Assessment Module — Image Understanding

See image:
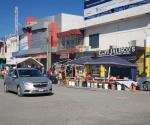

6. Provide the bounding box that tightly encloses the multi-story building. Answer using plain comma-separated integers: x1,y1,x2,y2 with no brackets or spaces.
5,35,18,63
14,13,84,69
82,0,150,77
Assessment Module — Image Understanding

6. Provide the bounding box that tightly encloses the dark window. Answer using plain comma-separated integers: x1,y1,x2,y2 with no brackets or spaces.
18,69,42,77
89,34,99,49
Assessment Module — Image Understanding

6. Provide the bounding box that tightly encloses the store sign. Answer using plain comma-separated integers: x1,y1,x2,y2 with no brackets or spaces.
84,0,147,18
99,46,136,56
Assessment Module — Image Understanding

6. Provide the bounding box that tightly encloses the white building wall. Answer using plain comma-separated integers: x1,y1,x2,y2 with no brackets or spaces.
84,3,150,28
5,35,18,62
84,13,150,51
61,13,84,32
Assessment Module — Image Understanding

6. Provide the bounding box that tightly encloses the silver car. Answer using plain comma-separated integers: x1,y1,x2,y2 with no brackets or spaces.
137,77,150,91
4,68,52,96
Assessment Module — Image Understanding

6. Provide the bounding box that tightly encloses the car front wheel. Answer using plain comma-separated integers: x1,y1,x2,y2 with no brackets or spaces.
17,86,23,97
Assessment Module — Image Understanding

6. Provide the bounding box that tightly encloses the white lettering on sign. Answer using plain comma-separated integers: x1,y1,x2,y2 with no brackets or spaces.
99,46,136,56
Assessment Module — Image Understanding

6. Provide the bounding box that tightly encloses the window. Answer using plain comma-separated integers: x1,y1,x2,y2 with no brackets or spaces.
18,69,42,77
89,34,99,49
9,70,18,77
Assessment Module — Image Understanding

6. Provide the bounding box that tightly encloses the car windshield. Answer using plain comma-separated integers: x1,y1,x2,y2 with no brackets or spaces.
18,69,42,77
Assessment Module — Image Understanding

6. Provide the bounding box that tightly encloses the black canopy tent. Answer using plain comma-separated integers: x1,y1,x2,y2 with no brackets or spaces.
69,56,135,67
68,55,137,80
84,56,136,67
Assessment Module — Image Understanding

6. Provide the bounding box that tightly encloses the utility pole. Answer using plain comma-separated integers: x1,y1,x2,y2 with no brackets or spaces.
15,6,19,51
47,23,52,71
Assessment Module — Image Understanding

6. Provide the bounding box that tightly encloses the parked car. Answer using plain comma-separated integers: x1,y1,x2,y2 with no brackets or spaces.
137,77,150,91
4,68,52,96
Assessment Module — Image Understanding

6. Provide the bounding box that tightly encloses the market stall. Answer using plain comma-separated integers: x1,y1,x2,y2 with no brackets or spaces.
67,55,137,90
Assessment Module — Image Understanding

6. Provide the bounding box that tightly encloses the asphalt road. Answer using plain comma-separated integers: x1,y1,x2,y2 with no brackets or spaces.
0,79,150,125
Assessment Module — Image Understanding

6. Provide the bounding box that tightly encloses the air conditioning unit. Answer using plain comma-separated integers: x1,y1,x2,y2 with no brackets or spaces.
129,40,136,47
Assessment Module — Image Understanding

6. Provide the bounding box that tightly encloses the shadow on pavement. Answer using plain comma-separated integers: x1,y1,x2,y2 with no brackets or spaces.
6,91,54,97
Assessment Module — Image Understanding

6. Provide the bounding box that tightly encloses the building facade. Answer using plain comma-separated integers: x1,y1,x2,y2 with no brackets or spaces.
5,35,18,63
82,0,150,77
11,1,150,76
57,29,84,60
14,13,84,69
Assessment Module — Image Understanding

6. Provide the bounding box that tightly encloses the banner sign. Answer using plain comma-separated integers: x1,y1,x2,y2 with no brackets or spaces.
99,46,136,56
84,0,148,18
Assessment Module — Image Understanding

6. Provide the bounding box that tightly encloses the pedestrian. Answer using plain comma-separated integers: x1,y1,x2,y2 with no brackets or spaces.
47,68,52,80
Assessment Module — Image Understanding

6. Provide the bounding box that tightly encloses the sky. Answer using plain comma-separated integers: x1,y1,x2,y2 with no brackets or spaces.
0,0,83,39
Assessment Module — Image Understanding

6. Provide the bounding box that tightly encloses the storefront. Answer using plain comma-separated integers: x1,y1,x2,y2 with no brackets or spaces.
66,55,137,90
77,46,145,78
83,1,150,78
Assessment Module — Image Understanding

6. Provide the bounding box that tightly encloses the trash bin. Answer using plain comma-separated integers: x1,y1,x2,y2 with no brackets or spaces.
94,83,98,88
117,84,122,91
121,84,125,90
87,82,91,87
69,81,72,86
111,84,116,90
72,81,75,87
104,84,108,90
79,81,82,87
82,81,87,87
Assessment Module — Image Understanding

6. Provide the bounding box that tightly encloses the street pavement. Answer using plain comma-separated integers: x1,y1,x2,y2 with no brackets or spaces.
0,79,150,125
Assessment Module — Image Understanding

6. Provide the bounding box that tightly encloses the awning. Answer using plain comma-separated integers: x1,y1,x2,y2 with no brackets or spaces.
57,29,83,37
68,55,136,67
6,57,43,67
56,48,79,55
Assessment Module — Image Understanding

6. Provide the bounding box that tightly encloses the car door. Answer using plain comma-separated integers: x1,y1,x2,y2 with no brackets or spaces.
6,70,14,91
10,70,19,92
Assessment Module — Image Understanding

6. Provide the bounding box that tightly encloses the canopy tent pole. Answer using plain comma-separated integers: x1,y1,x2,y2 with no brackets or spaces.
108,66,111,80
131,67,137,81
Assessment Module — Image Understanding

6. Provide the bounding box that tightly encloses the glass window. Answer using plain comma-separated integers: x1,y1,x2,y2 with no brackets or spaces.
89,34,99,49
18,69,42,77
